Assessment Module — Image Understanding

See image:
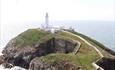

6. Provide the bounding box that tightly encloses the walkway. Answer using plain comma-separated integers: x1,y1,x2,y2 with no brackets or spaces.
62,30,104,57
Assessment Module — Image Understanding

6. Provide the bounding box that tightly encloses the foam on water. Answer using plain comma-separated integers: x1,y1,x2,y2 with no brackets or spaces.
0,65,26,70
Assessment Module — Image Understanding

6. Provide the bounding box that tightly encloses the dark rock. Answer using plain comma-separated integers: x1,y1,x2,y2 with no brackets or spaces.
96,57,115,70
2,62,13,68
0,37,78,69
2,44,36,69
0,55,5,64
29,57,46,70
54,38,77,53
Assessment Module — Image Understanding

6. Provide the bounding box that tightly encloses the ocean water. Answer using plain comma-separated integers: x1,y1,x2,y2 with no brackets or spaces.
0,21,115,51
50,21,115,51
0,20,115,70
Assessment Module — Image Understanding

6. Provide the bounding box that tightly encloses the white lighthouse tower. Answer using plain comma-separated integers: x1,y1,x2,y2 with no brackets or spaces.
41,12,57,32
41,12,50,30
45,12,49,29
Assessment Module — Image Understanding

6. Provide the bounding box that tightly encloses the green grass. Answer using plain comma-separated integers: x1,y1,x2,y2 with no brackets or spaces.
41,53,80,66
57,31,101,70
40,52,99,70
10,29,105,70
13,29,50,46
67,31,114,57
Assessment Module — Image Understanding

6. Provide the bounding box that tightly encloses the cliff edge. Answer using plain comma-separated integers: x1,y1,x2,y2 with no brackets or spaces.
0,28,115,70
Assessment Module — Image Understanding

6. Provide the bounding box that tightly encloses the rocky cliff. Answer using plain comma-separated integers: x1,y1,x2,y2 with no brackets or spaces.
0,29,80,70
0,29,115,70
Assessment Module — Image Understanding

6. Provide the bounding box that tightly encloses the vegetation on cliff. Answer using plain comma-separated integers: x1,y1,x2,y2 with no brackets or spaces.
65,30,115,57
13,29,51,46
0,28,114,70
57,31,100,69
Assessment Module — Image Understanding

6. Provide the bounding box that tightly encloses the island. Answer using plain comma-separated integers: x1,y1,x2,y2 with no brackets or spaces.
0,28,115,70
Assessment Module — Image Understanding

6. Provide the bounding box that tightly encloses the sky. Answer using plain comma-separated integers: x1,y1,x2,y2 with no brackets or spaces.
0,0,115,50
0,1,115,70
1,0,115,23
0,0,115,47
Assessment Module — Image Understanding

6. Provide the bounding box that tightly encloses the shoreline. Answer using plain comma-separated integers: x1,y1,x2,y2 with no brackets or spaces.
0,46,26,70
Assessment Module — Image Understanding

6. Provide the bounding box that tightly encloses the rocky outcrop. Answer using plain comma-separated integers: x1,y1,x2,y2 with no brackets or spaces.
0,55,5,64
29,57,80,70
96,57,115,70
0,37,78,69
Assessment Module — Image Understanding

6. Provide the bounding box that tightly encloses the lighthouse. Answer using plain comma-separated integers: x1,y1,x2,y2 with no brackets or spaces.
41,12,50,30
41,12,56,32
45,12,49,29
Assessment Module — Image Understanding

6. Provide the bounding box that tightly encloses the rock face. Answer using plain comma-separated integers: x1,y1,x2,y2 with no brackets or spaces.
0,55,5,64
0,36,78,69
96,57,115,70
29,57,79,70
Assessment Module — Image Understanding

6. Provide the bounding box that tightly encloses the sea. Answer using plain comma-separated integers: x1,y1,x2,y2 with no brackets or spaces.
0,20,115,70
51,20,115,51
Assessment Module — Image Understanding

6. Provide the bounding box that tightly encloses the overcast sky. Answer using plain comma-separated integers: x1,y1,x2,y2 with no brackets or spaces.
0,0,115,47
1,0,115,24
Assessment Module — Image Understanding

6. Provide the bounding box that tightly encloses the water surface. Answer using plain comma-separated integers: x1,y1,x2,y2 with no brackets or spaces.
0,21,115,51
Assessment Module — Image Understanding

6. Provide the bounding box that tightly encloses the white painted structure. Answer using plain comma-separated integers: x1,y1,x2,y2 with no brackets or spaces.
45,12,49,29
92,62,104,70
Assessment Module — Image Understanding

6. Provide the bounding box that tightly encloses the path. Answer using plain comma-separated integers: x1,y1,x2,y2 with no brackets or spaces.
62,30,104,57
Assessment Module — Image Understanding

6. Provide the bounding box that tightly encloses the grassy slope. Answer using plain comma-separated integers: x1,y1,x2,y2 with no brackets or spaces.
38,31,100,70
13,29,51,47
68,31,114,57
11,29,104,70
41,53,81,66
41,52,99,70
57,31,100,70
